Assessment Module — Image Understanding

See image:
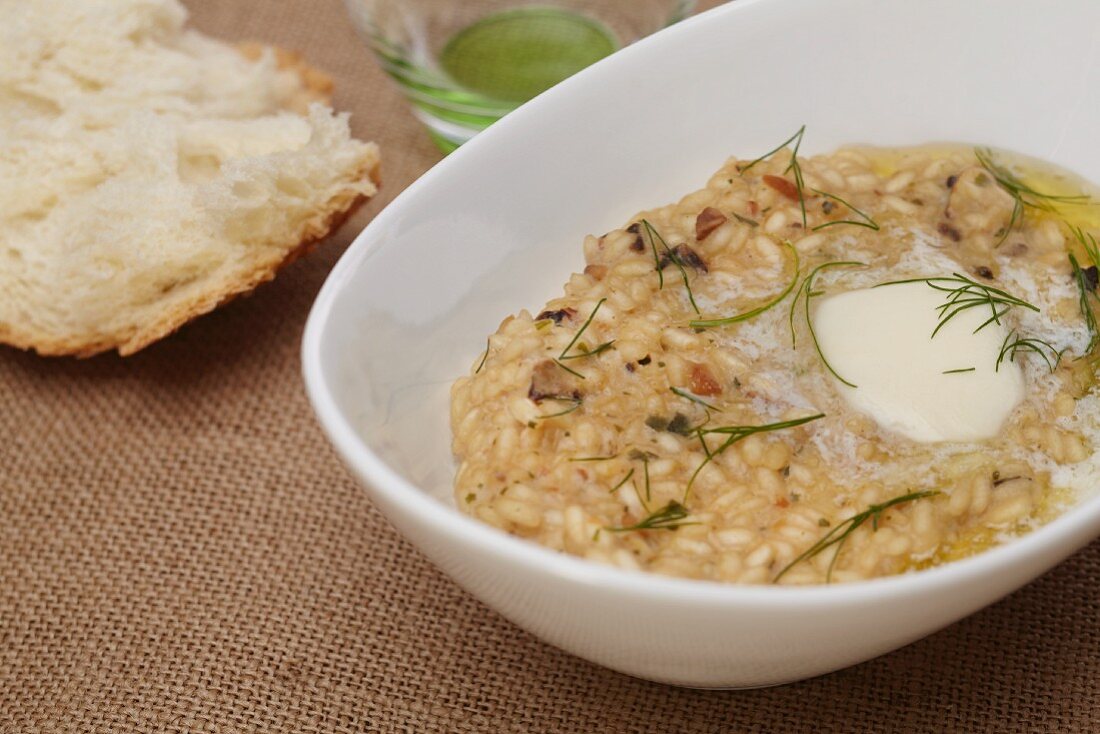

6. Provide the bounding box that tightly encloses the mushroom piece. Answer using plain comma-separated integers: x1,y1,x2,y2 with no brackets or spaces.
695,206,728,241
659,244,708,273
535,307,576,324
528,360,582,402
937,222,962,243
762,174,800,201
689,362,722,396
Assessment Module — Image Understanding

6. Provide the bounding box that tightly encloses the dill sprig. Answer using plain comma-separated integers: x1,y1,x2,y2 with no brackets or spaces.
552,360,586,379
742,126,807,228
553,298,610,379
876,273,1039,339
568,455,617,462
642,219,700,314
559,298,606,359
1070,252,1099,352
558,340,615,361
741,127,887,233
642,219,665,290
699,413,825,442
670,386,719,411
638,452,652,502
1070,223,1100,265
609,468,635,494
684,413,825,503
996,330,1062,373
536,398,582,420
690,241,799,328
942,367,976,375
790,261,865,387
1068,224,1100,352
810,188,880,232
774,490,940,583
474,337,490,373
974,148,1091,246
741,126,805,174
788,139,808,229
875,273,1051,373
607,500,696,533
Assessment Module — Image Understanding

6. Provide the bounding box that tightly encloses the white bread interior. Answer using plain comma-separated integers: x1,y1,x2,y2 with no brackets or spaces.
0,0,380,356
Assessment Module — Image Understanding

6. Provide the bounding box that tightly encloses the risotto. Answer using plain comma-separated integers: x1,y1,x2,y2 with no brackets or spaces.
450,131,1100,584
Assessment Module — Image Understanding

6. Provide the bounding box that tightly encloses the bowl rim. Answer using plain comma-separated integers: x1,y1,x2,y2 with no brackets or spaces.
303,0,1100,607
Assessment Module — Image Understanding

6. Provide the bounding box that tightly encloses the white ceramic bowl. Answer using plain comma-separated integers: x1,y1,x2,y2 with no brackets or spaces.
304,0,1100,688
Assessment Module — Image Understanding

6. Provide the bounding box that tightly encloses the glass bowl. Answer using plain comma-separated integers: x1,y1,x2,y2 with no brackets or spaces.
345,0,697,152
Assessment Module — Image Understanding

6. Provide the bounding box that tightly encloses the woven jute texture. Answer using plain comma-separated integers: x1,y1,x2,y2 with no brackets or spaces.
2,1,1098,731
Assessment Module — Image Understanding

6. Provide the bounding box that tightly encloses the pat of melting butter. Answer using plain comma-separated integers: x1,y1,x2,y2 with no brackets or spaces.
814,282,1024,443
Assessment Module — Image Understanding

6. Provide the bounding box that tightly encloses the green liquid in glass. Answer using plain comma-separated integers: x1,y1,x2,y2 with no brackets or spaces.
440,7,620,104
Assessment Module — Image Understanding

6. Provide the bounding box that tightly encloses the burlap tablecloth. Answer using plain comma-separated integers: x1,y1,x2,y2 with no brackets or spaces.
2,1,1098,731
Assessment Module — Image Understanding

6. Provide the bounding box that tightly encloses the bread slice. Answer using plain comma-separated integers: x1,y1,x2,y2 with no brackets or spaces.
0,0,380,356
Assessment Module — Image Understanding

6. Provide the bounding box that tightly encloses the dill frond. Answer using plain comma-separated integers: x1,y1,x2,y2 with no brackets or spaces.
810,188,880,232
536,398,583,419
683,413,825,504
475,337,490,373
741,126,808,228
559,298,607,359
996,330,1062,373
774,490,940,583
609,468,635,494
670,386,719,411
642,219,700,314
876,273,1039,338
790,261,865,387
1068,225,1100,353
974,148,1091,246
690,241,799,328
607,500,696,532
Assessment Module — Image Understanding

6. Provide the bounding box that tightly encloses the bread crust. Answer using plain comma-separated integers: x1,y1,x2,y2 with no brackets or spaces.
0,45,379,358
